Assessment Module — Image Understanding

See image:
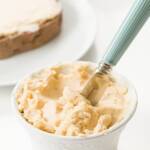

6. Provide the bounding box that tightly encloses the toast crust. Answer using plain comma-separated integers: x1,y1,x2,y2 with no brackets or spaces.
0,13,62,59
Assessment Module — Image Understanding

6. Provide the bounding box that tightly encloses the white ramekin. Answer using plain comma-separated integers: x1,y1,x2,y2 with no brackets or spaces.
11,61,137,150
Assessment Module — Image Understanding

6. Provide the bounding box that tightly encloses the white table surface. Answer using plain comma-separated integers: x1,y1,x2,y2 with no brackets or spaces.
0,0,150,149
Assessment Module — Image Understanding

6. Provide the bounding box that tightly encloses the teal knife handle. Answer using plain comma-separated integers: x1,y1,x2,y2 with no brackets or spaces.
102,0,150,66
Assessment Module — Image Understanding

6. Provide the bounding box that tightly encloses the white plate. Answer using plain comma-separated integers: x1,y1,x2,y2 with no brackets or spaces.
0,0,96,86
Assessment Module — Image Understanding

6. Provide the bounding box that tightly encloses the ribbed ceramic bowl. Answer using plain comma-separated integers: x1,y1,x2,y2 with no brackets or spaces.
11,61,137,150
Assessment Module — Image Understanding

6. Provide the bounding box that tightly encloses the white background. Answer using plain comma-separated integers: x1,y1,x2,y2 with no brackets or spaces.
0,0,150,149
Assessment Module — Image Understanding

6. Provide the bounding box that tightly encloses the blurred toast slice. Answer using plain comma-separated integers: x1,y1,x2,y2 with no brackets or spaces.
0,0,62,59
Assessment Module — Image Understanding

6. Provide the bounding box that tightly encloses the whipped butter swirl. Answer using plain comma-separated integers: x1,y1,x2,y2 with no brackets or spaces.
16,62,128,136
